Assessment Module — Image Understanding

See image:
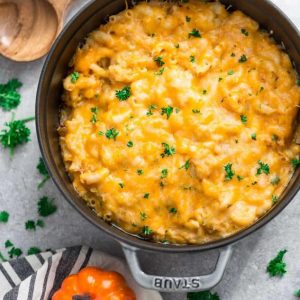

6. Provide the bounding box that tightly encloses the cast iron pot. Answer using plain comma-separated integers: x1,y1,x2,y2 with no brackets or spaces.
36,0,300,293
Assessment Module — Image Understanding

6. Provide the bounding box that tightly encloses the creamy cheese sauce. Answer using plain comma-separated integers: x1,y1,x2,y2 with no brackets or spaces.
59,0,300,244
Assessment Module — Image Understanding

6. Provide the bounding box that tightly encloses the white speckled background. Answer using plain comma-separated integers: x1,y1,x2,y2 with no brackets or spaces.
0,1,299,299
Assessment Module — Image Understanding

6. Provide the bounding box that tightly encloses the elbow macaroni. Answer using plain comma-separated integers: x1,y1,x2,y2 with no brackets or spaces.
59,0,300,244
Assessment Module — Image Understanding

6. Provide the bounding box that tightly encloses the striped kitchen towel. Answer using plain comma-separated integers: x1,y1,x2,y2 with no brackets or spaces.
0,246,162,300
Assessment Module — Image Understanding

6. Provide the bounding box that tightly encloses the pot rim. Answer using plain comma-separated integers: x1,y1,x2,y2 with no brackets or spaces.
36,0,300,253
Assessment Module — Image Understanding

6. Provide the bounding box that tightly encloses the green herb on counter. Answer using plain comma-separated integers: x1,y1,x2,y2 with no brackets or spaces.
256,161,270,175
27,247,41,255
161,106,174,119
5,240,13,248
0,79,22,111
5,240,22,259
116,86,131,101
105,128,119,140
295,290,300,297
161,143,176,158
37,157,50,189
0,115,35,158
224,163,235,181
267,249,287,277
25,220,36,231
38,196,57,217
187,291,220,300
70,71,80,83
0,211,9,223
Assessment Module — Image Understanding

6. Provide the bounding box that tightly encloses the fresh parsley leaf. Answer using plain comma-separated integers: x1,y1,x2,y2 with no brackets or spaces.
251,133,257,140
237,175,244,181
267,249,287,277
36,219,44,228
161,169,168,179
116,86,131,101
140,212,147,221
127,141,133,147
161,106,174,119
119,182,124,188
239,54,247,63
0,79,22,111
154,56,165,67
256,161,270,175
144,193,150,199
272,195,278,204
105,128,119,140
295,290,300,297
224,163,235,181
240,115,247,124
25,220,36,231
155,67,165,75
137,169,144,175
297,79,300,87
70,71,80,83
180,159,191,170
38,196,57,217
241,28,249,36
228,70,234,75
291,158,300,169
27,247,41,255
169,207,177,214
187,291,220,300
189,28,202,38
37,157,50,189
141,226,153,236
161,143,176,158
186,16,191,22
5,240,13,248
271,176,280,185
8,246,23,259
0,115,35,158
0,211,9,223
190,55,196,63
146,104,157,116
90,107,99,124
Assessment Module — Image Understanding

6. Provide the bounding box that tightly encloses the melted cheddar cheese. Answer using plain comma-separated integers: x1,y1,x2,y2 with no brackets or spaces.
60,0,300,244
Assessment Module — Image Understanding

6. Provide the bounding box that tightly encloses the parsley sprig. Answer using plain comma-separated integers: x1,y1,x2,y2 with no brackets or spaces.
116,86,131,101
0,79,22,111
187,291,220,300
161,106,174,119
267,249,287,277
0,211,9,223
161,143,176,158
224,163,235,181
256,161,270,175
189,28,202,38
37,157,50,189
38,197,57,217
0,115,35,158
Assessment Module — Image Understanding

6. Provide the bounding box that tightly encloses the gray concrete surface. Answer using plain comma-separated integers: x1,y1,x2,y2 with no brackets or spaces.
0,1,299,299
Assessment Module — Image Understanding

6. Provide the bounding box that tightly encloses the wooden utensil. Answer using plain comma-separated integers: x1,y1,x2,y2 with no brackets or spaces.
0,0,71,62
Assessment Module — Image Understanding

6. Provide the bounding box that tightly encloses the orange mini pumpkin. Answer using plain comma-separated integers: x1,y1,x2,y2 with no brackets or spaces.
52,267,136,300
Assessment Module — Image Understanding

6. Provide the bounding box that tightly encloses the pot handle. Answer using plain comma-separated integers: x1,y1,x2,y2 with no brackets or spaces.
121,243,233,292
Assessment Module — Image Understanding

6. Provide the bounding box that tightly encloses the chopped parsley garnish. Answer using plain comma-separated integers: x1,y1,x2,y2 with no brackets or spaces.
0,79,22,111
154,56,165,67
146,104,157,116
0,211,9,223
240,114,247,124
297,79,300,87
291,158,300,169
256,161,270,175
161,143,176,157
190,55,196,63
251,133,257,140
186,16,191,22
27,247,41,255
141,226,153,236
144,193,150,199
161,169,168,179
5,240,13,248
241,28,249,36
272,134,279,141
37,157,50,189
116,86,131,101
180,159,191,170
127,141,133,147
105,128,119,140
6,241,22,259
38,196,57,217
267,249,287,277
271,176,280,185
189,28,202,38
90,107,99,124
295,290,300,297
25,220,36,231
0,115,35,158
187,291,220,300
192,109,201,114
161,106,174,119
119,182,124,188
237,175,244,181
155,67,165,75
238,54,248,63
140,212,147,221
169,207,177,214
36,219,44,228
272,195,278,204
70,71,80,83
137,169,144,175
228,70,234,75
224,163,235,181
